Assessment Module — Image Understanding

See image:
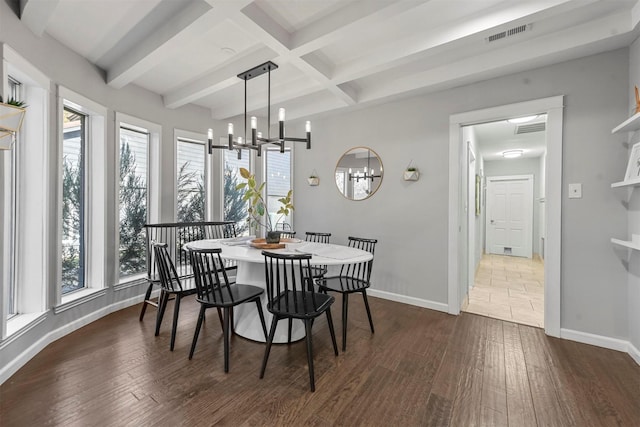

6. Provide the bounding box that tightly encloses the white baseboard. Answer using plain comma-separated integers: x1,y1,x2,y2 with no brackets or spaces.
0,293,151,385
367,288,449,313
628,342,640,365
560,328,640,366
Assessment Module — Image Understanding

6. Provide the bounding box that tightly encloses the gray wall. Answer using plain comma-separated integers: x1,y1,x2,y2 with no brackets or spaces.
626,37,640,355
483,156,543,256
294,48,629,340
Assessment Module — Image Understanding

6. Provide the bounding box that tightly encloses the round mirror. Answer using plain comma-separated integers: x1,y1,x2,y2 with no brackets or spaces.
335,147,383,200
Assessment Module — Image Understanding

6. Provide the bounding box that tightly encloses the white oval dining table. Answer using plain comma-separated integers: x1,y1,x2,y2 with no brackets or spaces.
184,238,373,343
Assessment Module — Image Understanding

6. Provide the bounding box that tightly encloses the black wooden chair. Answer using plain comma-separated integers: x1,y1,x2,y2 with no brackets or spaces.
140,221,238,322
260,251,338,392
188,247,267,373
279,230,297,239
316,236,377,352
305,232,331,279
152,242,197,351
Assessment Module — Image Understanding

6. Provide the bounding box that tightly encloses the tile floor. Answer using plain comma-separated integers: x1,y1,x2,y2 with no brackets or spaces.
462,253,544,328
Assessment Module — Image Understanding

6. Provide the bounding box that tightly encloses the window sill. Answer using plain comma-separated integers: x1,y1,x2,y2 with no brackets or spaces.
6,311,47,338
54,288,107,314
114,275,147,291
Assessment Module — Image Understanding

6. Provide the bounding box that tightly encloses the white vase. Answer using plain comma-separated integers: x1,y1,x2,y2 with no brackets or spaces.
307,177,319,186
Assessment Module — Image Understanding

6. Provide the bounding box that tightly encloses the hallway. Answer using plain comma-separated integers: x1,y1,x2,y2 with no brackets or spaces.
463,254,544,328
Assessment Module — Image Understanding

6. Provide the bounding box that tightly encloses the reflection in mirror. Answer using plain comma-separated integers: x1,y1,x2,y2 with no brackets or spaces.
335,147,383,200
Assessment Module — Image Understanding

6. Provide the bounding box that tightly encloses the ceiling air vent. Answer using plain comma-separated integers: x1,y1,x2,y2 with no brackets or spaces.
515,122,546,134
486,24,531,43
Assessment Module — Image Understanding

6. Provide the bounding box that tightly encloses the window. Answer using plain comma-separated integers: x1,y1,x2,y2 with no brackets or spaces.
223,149,250,235
265,148,292,230
177,139,205,222
118,125,149,279
5,77,21,318
61,107,86,294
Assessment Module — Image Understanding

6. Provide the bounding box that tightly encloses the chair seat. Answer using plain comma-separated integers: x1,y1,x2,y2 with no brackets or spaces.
269,291,335,319
317,276,370,293
164,276,198,295
196,283,263,308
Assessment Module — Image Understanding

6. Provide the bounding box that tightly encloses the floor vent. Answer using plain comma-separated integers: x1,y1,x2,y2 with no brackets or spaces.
486,24,531,43
515,122,546,134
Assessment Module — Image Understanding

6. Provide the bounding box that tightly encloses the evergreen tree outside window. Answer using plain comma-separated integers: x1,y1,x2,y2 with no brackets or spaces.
177,139,205,222
224,149,249,235
119,126,148,278
61,107,86,294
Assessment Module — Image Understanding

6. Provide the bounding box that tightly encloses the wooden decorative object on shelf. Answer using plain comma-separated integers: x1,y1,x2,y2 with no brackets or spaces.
635,86,640,114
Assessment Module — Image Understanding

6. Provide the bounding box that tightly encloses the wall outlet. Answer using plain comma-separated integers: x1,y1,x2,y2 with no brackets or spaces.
568,183,582,199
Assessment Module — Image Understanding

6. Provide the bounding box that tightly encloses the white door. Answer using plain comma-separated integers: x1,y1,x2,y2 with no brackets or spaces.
486,175,533,258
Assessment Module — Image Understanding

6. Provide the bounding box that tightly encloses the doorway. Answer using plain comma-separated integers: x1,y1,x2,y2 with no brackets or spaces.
448,96,563,337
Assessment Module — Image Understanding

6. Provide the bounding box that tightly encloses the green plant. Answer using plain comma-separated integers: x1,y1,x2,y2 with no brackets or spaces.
236,167,293,232
406,167,417,172
0,95,27,108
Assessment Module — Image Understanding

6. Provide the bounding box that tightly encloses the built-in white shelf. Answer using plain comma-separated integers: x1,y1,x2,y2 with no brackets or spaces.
612,112,640,134
611,238,640,251
611,178,640,188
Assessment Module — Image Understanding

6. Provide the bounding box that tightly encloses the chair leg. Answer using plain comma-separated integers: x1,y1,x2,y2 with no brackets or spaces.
223,307,230,373
170,294,182,351
342,293,349,352
255,299,268,340
216,307,224,333
325,308,339,356
139,282,154,321
304,319,315,392
155,290,168,336
288,318,293,344
189,305,206,360
362,290,375,334
260,316,279,379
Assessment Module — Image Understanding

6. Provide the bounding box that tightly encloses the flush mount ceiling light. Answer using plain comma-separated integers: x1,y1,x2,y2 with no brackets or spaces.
207,61,311,160
502,149,523,158
507,115,538,124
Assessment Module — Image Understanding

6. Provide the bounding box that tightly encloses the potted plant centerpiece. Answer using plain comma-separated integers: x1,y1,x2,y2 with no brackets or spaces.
236,167,294,243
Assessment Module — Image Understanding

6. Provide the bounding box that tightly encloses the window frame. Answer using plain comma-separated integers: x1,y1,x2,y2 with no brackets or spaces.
174,129,208,222
56,87,107,312
1,44,51,338
264,144,294,231
115,113,160,287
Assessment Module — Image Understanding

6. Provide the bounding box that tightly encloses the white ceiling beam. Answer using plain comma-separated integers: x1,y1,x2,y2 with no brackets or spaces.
289,0,426,57
358,12,632,103
234,4,357,107
19,0,60,37
332,0,584,85
163,46,276,109
106,0,256,89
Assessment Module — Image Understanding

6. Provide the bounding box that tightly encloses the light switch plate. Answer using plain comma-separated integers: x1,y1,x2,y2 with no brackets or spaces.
568,183,582,199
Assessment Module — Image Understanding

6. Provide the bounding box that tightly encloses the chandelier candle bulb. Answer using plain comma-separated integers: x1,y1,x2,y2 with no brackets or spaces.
279,108,285,140
227,123,234,150
207,128,213,140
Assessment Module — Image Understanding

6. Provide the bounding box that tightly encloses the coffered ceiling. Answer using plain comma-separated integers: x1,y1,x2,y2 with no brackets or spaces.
17,0,640,123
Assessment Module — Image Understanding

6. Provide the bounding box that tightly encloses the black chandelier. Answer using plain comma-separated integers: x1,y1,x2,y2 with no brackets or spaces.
208,61,311,159
348,149,382,182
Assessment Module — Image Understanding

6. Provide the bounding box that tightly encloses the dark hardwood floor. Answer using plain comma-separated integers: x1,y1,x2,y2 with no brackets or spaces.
1,295,639,426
